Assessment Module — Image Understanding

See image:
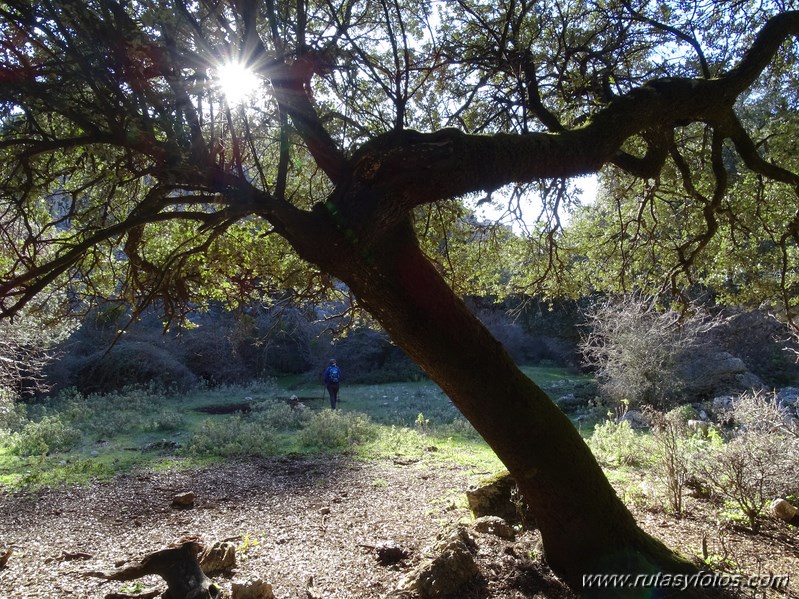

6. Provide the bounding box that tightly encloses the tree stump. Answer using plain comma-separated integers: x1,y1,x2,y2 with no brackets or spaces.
86,537,221,599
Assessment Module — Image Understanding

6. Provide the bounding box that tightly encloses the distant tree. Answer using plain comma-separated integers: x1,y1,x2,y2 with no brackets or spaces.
2,1,799,593
0,297,75,400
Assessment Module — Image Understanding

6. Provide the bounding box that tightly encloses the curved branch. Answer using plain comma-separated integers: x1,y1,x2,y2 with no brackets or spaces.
621,0,710,78
346,11,799,236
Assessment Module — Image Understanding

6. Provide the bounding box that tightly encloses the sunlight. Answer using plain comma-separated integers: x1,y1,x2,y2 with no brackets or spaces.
215,61,260,105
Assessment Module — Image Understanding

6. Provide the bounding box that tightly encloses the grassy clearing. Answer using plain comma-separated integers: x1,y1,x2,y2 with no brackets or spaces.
0,367,590,491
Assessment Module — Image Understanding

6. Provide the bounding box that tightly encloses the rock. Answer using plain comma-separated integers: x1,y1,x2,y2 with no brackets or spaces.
686,419,709,435
556,393,589,412
771,498,799,525
735,371,766,390
398,529,480,598
0,547,11,569
712,396,735,411
232,577,274,599
620,410,649,430
472,516,515,540
465,471,535,529
373,541,410,565
171,491,195,508
777,387,799,408
200,541,236,576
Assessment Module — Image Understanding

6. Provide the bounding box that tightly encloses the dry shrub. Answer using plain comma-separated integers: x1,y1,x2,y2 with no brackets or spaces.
693,392,799,531
581,294,720,409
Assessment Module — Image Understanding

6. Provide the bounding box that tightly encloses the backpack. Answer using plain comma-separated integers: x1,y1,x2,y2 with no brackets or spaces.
328,366,340,383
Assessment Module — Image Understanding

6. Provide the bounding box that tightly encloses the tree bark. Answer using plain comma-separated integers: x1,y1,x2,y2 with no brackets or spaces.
86,538,220,599
310,219,706,596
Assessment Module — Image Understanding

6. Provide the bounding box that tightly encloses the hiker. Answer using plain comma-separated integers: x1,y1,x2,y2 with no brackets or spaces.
323,358,342,409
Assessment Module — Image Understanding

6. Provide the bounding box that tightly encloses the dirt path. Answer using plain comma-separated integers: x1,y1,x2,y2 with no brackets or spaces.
0,455,556,598
0,455,796,598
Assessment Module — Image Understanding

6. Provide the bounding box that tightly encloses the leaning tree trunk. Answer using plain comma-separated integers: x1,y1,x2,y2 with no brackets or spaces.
305,219,704,597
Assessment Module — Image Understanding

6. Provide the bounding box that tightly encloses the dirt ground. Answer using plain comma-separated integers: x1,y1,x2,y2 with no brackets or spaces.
0,456,796,598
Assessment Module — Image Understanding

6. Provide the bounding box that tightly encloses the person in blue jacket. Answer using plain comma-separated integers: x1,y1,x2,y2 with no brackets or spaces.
323,359,342,409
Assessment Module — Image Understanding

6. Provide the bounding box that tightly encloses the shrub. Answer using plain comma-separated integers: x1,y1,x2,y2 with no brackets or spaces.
0,387,26,432
648,409,718,515
184,415,278,457
692,392,799,531
440,416,483,440
588,418,651,468
580,294,721,409
297,410,376,450
252,400,312,430
9,414,82,456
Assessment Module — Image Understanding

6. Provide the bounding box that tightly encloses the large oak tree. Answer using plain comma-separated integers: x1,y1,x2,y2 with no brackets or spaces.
2,1,799,595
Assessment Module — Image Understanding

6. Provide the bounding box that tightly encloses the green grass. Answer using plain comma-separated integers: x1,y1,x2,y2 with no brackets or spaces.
0,366,589,491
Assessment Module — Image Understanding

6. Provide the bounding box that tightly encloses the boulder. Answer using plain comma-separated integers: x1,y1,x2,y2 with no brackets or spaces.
472,516,515,540
397,529,480,598
465,471,535,529
771,498,799,525
777,387,799,408
200,541,236,576
231,577,274,599
171,491,195,509
712,396,735,411
620,410,649,430
680,352,764,398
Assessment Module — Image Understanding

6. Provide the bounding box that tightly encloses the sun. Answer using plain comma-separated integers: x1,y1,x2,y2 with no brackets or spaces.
215,61,260,105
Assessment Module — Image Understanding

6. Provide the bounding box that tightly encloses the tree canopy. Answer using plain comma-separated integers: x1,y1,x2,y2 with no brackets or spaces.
2,0,799,594
2,1,798,317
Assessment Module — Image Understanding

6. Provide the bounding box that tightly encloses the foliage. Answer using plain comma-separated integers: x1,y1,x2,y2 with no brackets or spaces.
297,410,376,451
2,1,799,581
251,399,312,430
648,408,722,516
587,418,652,469
8,414,82,456
185,415,278,458
0,298,78,399
692,392,799,532
580,294,721,408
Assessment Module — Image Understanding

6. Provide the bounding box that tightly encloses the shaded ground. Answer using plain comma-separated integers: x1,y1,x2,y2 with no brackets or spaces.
0,456,796,598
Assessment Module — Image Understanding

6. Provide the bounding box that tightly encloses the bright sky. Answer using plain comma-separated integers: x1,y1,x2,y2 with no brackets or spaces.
215,61,261,105
470,175,598,233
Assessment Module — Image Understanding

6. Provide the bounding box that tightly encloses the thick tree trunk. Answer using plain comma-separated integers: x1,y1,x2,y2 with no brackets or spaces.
319,221,702,596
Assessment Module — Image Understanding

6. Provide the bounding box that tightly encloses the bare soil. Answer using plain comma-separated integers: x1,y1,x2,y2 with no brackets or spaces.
0,456,796,598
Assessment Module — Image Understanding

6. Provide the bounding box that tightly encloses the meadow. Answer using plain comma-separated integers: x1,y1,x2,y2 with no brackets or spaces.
0,366,593,491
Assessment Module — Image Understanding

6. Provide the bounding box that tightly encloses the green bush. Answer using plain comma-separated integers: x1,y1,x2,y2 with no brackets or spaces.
252,400,312,430
148,408,186,432
0,387,27,432
588,419,651,468
439,416,483,440
298,410,376,450
10,414,82,456
184,415,278,457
